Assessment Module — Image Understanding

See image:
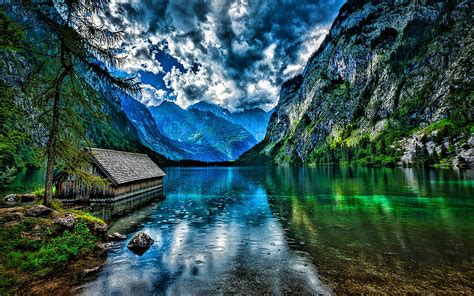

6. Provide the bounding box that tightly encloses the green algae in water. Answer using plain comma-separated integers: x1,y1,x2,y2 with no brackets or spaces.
430,180,474,186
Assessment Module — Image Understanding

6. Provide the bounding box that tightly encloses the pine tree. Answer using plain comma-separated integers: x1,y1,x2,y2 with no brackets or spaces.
9,1,140,205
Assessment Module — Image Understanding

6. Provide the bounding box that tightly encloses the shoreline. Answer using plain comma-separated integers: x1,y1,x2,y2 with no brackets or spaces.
0,204,110,294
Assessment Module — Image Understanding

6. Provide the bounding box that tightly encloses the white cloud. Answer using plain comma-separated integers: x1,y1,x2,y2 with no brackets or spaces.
106,0,344,112
139,84,167,106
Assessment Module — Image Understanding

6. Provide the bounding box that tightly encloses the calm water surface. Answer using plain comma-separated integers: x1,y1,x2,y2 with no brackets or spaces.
77,167,473,294
0,170,45,197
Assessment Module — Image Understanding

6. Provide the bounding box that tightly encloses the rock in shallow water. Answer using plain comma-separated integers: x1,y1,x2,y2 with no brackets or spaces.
127,231,154,255
96,243,112,256
81,266,101,279
108,232,126,241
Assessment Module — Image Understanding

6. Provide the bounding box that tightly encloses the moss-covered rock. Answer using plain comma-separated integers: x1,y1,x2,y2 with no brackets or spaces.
0,204,108,294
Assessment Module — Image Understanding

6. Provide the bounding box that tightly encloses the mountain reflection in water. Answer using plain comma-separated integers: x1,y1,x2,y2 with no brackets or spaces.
81,167,474,294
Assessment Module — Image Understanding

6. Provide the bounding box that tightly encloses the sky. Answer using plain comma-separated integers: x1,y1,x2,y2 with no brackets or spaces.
104,0,345,112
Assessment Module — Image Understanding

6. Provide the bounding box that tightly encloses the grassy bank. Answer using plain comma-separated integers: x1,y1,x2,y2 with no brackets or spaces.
0,202,108,294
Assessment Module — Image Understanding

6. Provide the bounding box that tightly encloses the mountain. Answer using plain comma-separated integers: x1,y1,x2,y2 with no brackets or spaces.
188,101,273,142
149,101,257,161
120,96,200,161
84,94,174,166
187,101,230,119
241,0,474,168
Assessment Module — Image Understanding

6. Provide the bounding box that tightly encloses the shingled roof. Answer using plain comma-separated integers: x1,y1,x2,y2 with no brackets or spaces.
89,148,165,185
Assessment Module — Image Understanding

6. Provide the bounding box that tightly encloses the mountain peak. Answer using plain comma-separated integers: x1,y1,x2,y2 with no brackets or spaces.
157,100,182,109
188,101,229,114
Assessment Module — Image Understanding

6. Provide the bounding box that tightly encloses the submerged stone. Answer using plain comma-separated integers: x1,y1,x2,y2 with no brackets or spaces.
127,231,154,255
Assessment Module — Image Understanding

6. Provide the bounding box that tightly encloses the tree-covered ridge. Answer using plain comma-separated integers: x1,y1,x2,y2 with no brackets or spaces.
0,9,42,184
241,0,474,168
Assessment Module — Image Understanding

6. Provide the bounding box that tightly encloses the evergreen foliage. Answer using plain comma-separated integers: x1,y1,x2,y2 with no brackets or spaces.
0,2,140,201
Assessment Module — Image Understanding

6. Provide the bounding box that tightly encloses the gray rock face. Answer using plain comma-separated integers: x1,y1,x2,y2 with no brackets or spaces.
25,205,53,217
453,136,474,168
127,231,154,255
244,0,473,165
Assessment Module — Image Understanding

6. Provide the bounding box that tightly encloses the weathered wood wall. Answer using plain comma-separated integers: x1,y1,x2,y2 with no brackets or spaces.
55,163,163,202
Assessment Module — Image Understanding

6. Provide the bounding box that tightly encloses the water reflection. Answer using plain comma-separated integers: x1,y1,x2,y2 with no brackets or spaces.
81,167,330,295
91,189,164,223
81,167,474,294
266,167,474,293
0,169,45,197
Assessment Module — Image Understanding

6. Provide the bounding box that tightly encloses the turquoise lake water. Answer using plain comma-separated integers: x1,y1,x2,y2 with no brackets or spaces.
74,167,474,294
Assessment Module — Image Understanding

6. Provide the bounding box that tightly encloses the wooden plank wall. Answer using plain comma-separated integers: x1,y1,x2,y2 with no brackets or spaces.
114,178,163,196
56,164,163,201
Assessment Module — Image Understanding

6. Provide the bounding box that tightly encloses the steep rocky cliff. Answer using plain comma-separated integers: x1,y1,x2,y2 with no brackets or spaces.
241,0,473,167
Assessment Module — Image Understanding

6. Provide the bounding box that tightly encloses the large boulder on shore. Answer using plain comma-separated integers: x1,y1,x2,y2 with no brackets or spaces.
25,205,53,217
55,213,75,229
3,194,17,204
127,231,154,255
20,194,37,202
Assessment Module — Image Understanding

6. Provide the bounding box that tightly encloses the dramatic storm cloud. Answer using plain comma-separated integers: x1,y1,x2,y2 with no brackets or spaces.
105,0,345,111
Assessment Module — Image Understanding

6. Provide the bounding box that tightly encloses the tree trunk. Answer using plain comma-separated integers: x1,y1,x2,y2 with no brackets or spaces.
43,70,68,206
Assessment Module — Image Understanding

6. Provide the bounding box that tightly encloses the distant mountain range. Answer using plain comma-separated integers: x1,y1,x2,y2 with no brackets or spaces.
120,97,273,162
187,101,273,142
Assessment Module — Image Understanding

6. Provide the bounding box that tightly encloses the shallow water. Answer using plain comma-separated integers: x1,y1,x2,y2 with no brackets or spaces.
80,167,474,294
0,169,45,198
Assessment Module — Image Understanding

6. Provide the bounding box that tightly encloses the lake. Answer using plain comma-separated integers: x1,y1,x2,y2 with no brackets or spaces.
0,170,46,198
75,166,474,294
2,167,473,293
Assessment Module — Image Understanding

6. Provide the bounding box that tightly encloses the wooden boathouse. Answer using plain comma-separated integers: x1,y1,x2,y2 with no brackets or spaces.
55,148,165,203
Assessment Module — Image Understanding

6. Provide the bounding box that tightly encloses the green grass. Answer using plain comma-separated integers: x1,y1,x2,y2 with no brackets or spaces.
0,207,105,292
1,221,97,273
31,186,45,198
67,210,105,225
